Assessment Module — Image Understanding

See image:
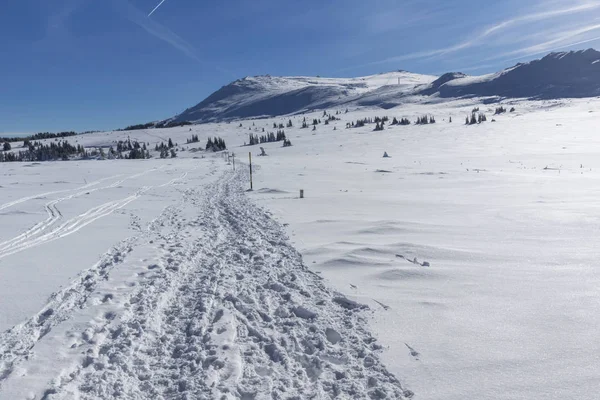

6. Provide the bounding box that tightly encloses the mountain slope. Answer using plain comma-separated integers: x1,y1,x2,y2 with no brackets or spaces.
171,72,436,123
171,49,600,123
424,49,600,99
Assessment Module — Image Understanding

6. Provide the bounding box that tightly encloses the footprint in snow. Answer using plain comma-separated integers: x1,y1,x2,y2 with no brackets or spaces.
405,343,420,360
101,294,114,303
104,311,117,321
396,254,431,267
373,299,390,310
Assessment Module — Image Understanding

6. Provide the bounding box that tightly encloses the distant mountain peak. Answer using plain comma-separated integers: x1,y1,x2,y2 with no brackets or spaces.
430,48,600,99
544,48,600,60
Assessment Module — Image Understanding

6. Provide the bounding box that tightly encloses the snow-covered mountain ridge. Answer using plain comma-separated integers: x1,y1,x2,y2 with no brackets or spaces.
171,49,600,123
171,71,436,123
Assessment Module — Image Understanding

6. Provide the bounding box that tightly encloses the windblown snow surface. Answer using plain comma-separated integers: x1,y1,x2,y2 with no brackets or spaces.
2,97,600,399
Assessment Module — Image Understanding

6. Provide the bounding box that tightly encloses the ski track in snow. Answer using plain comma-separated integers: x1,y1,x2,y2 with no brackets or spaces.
0,166,169,260
0,165,411,400
0,174,122,212
0,164,199,389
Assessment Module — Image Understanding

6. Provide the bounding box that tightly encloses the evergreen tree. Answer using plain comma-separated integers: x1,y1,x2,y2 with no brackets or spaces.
186,135,200,144
470,113,477,125
205,137,226,152
415,116,431,125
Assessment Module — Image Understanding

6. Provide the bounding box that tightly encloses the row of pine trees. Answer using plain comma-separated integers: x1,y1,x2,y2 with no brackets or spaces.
248,130,286,145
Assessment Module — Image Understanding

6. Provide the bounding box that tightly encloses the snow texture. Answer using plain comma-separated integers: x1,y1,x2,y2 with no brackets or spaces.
0,162,411,399
2,95,600,400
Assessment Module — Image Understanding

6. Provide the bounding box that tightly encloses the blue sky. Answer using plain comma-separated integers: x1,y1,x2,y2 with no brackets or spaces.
3,0,600,133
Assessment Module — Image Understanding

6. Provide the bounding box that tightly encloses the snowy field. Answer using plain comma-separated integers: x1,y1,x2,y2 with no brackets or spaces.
1,98,600,399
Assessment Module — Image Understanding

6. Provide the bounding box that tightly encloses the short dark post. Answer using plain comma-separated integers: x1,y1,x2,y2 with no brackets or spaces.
232,153,235,171
249,152,253,190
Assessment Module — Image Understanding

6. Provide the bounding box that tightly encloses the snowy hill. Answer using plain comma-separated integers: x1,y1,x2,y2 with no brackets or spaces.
170,49,600,123
171,72,436,123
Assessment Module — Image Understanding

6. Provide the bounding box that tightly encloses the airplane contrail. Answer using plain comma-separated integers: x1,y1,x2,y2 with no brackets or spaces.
148,0,168,17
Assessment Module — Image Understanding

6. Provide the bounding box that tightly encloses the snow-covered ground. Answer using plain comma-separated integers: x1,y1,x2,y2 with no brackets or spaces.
2,97,600,399
247,100,600,400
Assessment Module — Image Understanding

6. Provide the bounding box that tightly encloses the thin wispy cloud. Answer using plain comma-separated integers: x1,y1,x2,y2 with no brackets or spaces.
112,0,234,76
481,2,600,37
40,0,90,46
338,40,474,72
488,22,600,61
485,34,600,66
114,0,199,62
363,3,446,35
343,1,600,72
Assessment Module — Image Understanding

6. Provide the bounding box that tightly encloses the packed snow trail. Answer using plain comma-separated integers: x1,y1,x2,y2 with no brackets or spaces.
0,166,411,399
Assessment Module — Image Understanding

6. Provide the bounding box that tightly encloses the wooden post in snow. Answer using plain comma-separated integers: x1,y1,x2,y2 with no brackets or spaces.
249,152,253,191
